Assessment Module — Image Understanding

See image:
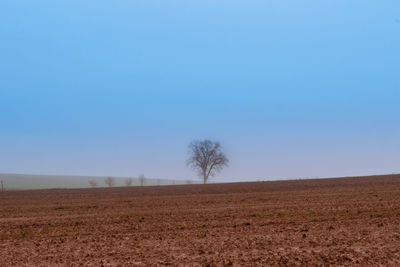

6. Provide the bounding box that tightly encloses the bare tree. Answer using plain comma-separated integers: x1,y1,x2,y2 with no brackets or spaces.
186,179,193,184
88,180,98,188
138,174,146,186
125,177,133,186
1,179,3,192
187,140,229,184
104,177,116,187
156,178,161,186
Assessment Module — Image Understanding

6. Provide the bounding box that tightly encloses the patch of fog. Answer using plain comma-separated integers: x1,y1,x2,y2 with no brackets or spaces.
0,173,199,190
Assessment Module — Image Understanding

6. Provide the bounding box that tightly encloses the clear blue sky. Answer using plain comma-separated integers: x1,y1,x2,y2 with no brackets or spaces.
1,0,399,181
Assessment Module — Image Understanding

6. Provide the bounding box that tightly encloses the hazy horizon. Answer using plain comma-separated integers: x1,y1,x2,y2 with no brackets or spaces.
0,173,199,190
1,0,399,182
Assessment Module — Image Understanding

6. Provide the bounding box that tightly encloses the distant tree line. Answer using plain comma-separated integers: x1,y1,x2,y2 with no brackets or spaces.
88,175,148,188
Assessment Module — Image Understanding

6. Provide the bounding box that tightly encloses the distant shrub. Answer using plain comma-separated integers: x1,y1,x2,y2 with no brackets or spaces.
125,178,133,187
138,174,146,186
105,177,116,187
88,180,98,188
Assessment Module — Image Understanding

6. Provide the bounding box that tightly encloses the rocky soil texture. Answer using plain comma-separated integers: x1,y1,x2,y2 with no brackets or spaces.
1,175,400,266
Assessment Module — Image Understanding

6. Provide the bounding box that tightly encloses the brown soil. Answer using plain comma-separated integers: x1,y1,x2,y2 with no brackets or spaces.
1,175,400,266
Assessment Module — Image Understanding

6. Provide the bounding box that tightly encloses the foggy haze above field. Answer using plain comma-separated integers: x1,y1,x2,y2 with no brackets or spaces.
1,0,400,183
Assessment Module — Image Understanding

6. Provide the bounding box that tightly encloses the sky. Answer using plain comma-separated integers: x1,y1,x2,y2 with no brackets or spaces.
0,0,399,182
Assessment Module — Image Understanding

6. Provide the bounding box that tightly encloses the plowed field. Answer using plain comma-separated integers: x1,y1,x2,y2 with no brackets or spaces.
1,175,400,266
